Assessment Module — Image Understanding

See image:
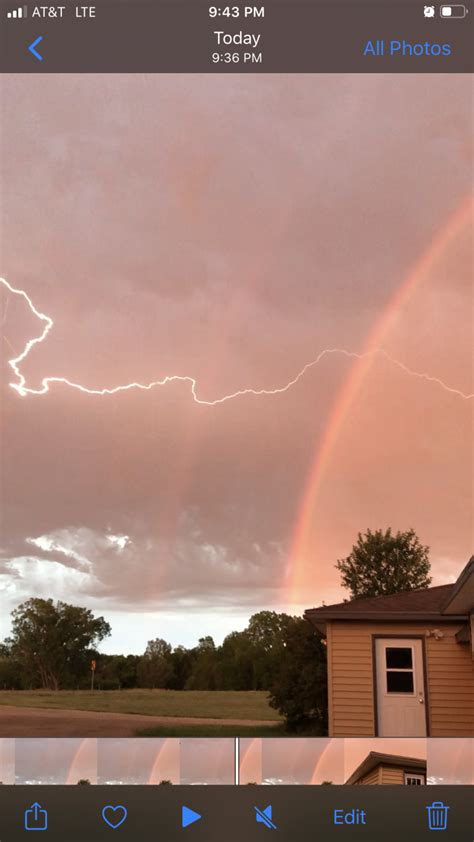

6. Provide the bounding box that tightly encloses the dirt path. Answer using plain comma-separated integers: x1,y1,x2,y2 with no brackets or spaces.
0,705,278,737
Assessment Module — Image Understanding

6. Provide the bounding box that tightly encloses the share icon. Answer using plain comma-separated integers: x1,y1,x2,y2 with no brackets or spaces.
254,805,277,829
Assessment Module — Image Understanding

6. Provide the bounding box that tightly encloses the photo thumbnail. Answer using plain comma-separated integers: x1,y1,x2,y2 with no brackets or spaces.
14,739,97,785
0,739,15,785
427,738,473,785
239,738,344,784
343,739,427,785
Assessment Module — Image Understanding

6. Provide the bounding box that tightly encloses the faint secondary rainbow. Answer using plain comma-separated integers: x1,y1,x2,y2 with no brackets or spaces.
287,196,473,607
65,739,98,785
309,738,338,784
147,738,181,784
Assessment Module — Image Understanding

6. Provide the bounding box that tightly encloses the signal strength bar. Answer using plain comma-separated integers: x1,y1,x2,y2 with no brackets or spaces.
7,5,28,17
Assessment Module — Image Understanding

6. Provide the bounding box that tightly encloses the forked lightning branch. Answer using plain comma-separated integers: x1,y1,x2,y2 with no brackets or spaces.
1,276,472,403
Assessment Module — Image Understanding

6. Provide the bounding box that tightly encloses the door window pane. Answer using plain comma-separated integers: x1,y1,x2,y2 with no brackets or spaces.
386,670,414,693
386,647,413,669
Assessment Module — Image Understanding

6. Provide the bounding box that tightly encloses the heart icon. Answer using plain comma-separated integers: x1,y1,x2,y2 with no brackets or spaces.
102,805,128,829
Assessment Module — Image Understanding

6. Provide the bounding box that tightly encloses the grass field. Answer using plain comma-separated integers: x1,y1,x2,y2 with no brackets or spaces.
137,723,288,737
0,689,281,722
137,723,327,737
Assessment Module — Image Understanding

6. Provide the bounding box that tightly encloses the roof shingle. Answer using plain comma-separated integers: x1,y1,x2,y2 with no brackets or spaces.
306,583,454,619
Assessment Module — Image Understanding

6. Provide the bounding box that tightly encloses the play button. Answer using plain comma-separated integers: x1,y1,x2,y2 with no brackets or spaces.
181,806,202,828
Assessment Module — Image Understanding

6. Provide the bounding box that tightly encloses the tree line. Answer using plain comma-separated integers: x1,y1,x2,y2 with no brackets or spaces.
0,528,430,731
0,604,328,731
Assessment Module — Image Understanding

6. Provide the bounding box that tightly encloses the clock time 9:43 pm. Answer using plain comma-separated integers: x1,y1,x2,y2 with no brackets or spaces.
209,6,265,17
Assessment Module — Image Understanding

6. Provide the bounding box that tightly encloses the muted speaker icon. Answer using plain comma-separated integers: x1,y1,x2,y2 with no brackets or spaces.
255,805,278,829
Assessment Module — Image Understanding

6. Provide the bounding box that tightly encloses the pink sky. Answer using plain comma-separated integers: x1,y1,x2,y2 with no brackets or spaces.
96,738,234,784
97,738,180,784
240,738,344,784
1,74,472,651
0,739,15,784
14,739,97,785
427,739,473,785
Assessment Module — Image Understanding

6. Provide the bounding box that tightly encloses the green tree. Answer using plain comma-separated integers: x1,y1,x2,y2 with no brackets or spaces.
95,654,140,690
336,528,431,600
246,611,294,652
212,631,254,690
168,645,196,690
0,641,24,690
197,636,215,652
246,611,294,689
186,637,218,690
137,638,174,688
268,616,327,733
76,779,91,785
8,598,111,690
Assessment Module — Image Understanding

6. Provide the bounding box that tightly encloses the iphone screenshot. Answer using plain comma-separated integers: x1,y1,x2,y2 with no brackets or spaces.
0,0,473,838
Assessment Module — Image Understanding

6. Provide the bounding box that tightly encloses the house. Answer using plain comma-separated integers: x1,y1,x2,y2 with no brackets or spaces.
345,751,427,785
305,556,474,737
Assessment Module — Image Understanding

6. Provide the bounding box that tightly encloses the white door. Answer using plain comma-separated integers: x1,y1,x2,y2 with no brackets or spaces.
375,639,427,736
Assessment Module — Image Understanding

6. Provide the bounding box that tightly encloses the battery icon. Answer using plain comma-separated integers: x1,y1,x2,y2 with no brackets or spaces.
440,4,468,15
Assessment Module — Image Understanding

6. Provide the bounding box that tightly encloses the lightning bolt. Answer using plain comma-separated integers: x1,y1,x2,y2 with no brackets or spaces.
1,275,472,403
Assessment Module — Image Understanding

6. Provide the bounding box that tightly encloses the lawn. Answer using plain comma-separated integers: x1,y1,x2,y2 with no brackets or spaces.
0,689,281,722
138,724,288,737
137,723,325,737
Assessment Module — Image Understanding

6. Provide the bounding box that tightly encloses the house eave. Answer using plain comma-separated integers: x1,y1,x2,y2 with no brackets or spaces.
305,611,468,624
344,753,427,785
440,555,474,614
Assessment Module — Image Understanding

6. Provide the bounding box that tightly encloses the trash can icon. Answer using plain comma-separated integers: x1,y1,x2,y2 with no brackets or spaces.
426,801,450,831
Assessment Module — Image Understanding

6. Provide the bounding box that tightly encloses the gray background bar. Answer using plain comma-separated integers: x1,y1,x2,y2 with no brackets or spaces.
0,0,472,73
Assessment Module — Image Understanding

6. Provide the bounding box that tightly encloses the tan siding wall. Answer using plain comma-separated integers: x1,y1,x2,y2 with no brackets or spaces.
379,765,405,785
326,622,334,737
327,621,474,737
354,767,381,785
351,765,426,785
425,632,474,736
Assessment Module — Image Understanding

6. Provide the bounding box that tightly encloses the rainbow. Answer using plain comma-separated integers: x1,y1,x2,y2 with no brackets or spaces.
288,196,473,607
147,738,180,784
65,738,97,784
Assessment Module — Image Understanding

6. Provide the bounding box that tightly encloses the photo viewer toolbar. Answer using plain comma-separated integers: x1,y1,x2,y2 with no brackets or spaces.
0,786,472,840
